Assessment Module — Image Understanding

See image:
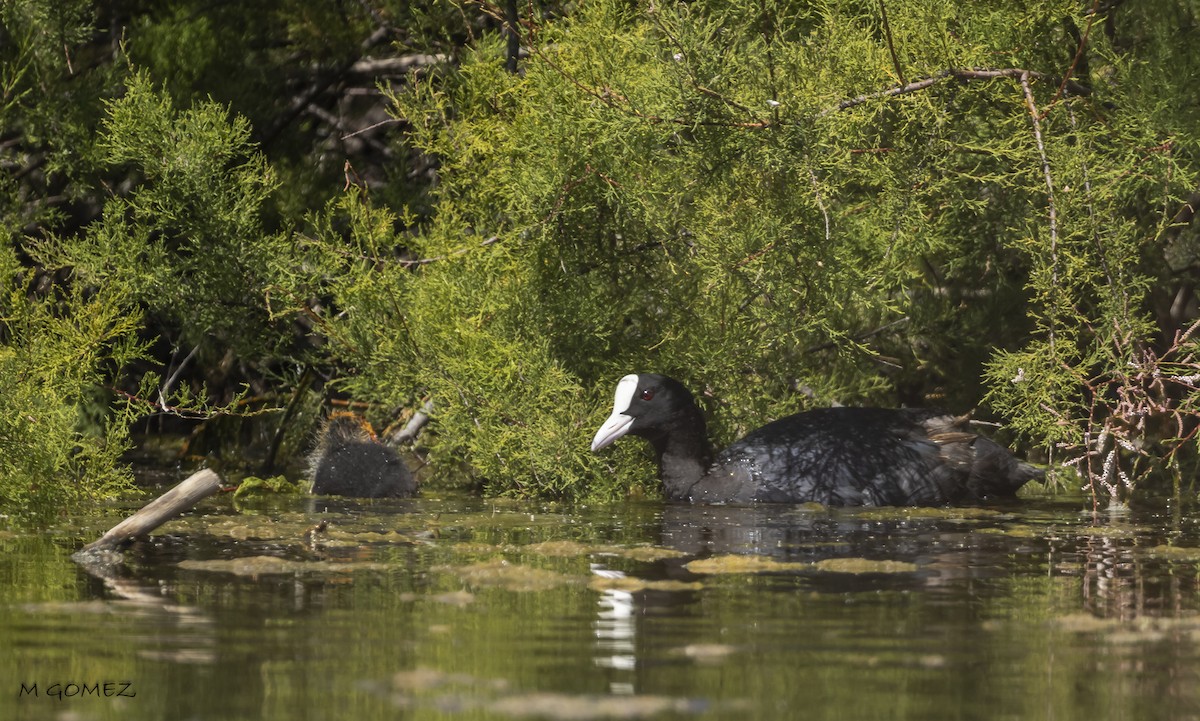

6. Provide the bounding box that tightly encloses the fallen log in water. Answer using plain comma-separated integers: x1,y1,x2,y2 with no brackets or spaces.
74,468,222,558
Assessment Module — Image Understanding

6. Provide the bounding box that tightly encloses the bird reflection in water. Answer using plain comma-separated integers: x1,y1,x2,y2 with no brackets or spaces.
592,563,637,694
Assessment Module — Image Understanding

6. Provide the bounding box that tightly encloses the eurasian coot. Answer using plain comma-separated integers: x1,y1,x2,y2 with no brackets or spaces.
309,412,416,498
591,373,1042,505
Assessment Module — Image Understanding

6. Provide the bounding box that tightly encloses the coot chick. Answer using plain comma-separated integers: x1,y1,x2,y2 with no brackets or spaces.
309,412,416,498
591,374,1042,506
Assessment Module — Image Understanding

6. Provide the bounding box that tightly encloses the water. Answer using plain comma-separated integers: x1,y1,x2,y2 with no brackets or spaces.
3,491,1200,720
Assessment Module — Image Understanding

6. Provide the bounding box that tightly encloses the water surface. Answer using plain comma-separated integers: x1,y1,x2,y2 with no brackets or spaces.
3,491,1200,720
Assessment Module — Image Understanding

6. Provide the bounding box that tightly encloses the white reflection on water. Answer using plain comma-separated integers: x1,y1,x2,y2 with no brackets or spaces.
591,563,638,690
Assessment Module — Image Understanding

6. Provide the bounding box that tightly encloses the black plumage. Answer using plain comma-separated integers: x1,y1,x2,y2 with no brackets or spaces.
309,413,416,498
591,373,1042,506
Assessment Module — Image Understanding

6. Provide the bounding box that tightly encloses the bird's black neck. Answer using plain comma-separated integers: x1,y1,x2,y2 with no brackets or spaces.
641,407,712,500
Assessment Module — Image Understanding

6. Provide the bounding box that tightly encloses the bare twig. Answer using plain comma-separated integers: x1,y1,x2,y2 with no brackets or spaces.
349,54,448,76
1020,72,1059,353
262,365,315,475
822,68,1090,117
260,26,393,148
808,167,831,243
158,343,200,410
1057,316,1200,505
695,85,757,115
305,104,393,159
519,3,1086,134
111,387,280,420
341,117,403,141
878,0,906,85
803,317,911,354
1045,0,1100,111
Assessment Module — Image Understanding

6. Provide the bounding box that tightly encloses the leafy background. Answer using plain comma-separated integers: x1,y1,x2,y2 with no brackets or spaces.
3,0,1200,513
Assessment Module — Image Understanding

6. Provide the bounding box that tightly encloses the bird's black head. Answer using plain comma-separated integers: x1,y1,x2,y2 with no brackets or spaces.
591,373,703,451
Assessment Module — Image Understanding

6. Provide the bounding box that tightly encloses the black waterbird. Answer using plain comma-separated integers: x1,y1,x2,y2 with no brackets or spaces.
591,373,1042,505
309,412,416,498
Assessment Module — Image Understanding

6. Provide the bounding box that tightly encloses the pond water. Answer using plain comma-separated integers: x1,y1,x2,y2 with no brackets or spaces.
3,488,1200,720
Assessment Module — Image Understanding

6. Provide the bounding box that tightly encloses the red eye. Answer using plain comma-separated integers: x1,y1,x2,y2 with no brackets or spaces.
640,388,655,401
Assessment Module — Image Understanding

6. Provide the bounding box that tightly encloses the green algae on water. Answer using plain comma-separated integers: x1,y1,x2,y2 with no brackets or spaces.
685,554,809,574
813,557,918,574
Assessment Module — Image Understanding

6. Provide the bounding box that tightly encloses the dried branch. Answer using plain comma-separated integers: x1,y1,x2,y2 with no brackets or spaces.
532,59,1090,129
340,118,403,142
76,469,223,555
305,104,394,159
349,54,449,76
158,343,200,409
1020,71,1059,353
802,317,911,355
878,0,906,85
1058,317,1200,505
822,68,1090,117
514,0,1090,134
388,399,434,445
110,387,280,420
1045,0,1100,111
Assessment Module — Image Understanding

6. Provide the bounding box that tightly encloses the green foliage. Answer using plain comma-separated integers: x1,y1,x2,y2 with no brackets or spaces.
0,0,122,232
5,0,1200,509
288,192,650,500
0,274,146,513
353,0,1200,501
402,253,628,499
122,0,499,219
27,70,303,398
60,72,286,360
1,71,291,515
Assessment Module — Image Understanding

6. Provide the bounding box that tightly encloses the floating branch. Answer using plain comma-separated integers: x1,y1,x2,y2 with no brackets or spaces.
74,468,222,557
